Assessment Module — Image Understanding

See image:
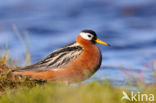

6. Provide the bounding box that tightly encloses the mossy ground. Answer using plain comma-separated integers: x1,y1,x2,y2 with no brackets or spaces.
0,56,155,103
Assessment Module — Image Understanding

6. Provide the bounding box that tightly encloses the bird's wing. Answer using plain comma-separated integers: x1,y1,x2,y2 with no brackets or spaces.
13,42,83,72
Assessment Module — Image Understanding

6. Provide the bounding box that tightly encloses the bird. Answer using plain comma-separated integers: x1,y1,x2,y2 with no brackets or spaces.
12,30,110,83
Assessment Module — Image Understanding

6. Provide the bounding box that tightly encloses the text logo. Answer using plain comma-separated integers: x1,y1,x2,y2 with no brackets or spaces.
121,91,154,102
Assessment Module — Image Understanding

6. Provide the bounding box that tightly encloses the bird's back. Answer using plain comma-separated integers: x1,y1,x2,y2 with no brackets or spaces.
13,42,83,72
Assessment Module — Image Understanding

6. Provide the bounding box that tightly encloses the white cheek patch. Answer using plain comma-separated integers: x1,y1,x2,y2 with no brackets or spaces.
80,32,92,40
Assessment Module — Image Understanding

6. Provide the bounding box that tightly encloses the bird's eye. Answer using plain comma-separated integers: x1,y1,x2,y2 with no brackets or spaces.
80,32,93,40
88,35,92,38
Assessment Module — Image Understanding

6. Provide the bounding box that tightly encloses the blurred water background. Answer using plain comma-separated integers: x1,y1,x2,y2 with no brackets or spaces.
0,0,156,86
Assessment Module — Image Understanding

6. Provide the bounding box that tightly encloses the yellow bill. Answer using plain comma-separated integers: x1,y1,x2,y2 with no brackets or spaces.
95,38,111,46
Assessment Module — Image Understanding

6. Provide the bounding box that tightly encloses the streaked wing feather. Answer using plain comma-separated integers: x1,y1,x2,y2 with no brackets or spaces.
13,42,83,72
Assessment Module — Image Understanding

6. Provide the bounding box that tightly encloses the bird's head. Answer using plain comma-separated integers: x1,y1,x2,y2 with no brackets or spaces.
76,30,111,46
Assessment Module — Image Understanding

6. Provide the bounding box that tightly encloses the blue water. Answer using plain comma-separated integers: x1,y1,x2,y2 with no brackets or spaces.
0,0,156,85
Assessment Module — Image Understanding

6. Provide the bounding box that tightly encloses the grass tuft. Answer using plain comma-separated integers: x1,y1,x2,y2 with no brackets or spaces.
0,56,45,93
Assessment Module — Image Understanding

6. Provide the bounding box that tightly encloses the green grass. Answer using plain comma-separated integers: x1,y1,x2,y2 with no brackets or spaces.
0,81,155,103
0,82,124,103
